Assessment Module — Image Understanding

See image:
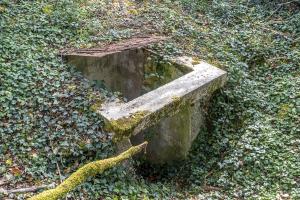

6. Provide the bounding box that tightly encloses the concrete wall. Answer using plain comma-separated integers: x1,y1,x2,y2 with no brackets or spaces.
66,49,186,101
66,49,145,101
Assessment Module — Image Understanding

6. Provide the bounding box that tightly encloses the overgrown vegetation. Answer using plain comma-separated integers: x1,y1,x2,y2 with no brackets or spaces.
0,0,299,199
29,142,147,200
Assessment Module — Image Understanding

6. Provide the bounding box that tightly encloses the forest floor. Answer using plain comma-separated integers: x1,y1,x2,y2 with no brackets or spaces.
0,0,299,199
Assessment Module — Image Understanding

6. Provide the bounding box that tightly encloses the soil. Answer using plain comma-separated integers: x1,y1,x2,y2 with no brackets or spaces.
61,35,167,57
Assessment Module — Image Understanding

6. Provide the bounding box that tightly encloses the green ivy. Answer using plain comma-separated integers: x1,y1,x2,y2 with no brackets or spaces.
0,0,299,199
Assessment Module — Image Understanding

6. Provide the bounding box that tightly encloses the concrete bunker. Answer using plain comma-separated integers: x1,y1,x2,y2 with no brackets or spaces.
63,37,227,164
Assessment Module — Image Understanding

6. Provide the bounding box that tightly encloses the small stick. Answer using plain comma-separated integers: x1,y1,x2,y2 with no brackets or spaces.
278,0,300,6
0,180,8,187
47,132,64,183
0,185,50,194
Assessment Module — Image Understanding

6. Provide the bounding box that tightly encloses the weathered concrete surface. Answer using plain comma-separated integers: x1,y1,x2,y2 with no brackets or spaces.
65,48,145,100
100,61,226,131
63,43,227,164
101,61,226,163
127,59,226,163
131,104,192,163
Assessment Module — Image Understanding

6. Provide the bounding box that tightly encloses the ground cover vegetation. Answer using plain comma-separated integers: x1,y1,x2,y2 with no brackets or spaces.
0,0,299,199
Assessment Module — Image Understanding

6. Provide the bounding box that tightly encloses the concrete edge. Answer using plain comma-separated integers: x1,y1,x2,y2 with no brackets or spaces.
99,61,227,136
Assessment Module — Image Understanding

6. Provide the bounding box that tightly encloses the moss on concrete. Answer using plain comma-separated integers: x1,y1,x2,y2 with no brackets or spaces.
192,57,201,65
143,56,186,92
105,111,150,141
144,95,187,131
89,99,103,112
204,76,226,97
171,95,181,102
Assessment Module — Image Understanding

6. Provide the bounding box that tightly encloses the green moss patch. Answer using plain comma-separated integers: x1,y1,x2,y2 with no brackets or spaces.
105,111,150,141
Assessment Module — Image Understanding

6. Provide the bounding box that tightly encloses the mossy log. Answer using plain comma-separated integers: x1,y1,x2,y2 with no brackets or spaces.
28,142,148,200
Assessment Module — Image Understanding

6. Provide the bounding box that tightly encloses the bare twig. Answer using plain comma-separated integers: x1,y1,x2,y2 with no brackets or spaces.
254,20,295,41
56,162,63,183
278,0,300,6
259,26,292,41
266,0,300,21
203,170,214,186
0,180,8,187
203,185,222,192
47,132,64,183
265,6,282,21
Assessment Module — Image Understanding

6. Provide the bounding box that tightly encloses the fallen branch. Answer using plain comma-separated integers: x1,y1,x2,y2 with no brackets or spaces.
0,185,51,195
29,141,148,200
